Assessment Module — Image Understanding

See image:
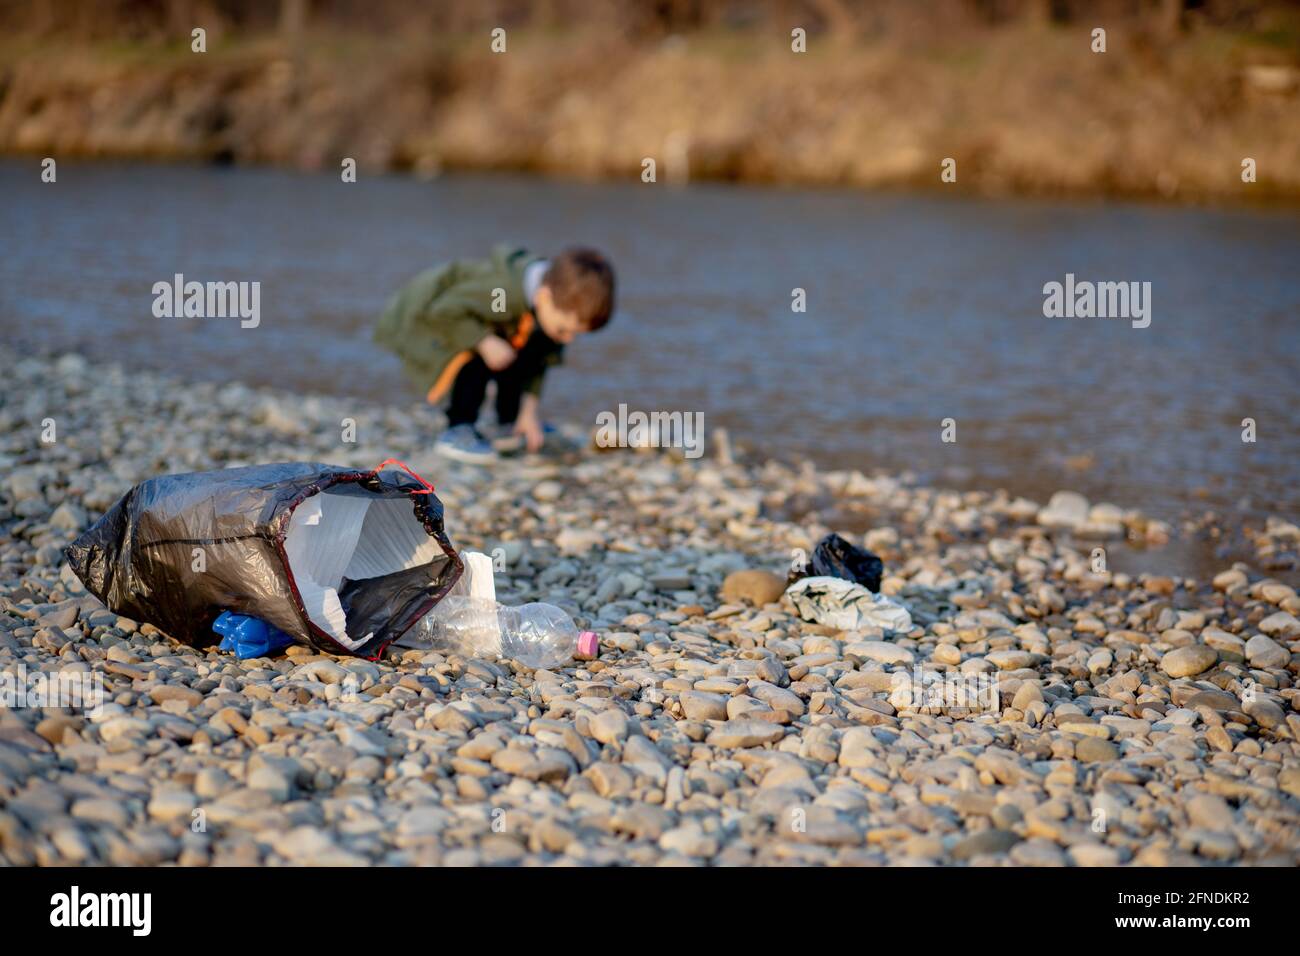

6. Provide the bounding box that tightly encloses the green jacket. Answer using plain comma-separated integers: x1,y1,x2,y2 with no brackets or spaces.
374,245,562,401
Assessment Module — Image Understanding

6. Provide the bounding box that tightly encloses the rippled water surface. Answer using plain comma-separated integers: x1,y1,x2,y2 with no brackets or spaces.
2,159,1297,539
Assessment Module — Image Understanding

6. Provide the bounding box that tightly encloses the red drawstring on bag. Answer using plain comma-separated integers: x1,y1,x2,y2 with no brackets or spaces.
371,458,435,494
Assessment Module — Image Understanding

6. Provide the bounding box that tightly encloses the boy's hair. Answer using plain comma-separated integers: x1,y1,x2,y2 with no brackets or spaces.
543,248,615,331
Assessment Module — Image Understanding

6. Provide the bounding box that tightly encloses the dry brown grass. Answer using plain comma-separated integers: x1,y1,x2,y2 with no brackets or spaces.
1,21,1296,203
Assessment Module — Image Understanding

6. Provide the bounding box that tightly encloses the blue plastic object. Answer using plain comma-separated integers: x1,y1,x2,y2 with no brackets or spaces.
212,611,295,660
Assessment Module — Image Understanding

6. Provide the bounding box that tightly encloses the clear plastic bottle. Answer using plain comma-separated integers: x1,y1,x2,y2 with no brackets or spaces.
409,596,595,670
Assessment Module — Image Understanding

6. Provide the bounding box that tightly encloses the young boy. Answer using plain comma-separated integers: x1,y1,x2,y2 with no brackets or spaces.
375,245,615,463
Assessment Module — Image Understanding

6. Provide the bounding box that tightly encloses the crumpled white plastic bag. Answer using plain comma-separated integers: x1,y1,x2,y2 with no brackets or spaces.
785,576,913,633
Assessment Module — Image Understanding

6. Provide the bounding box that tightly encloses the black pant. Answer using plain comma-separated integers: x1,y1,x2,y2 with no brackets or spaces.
446,327,555,428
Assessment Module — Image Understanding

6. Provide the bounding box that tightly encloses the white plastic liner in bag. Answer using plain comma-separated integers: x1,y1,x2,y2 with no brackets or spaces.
284,491,443,649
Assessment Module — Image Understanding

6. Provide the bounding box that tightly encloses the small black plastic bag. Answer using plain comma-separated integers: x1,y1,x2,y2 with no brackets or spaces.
789,532,884,593
65,460,462,658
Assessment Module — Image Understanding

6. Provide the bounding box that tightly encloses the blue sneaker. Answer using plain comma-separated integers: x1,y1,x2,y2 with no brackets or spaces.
435,424,497,464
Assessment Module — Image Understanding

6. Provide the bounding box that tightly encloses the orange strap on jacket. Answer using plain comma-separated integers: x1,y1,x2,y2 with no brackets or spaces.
510,311,535,349
426,351,473,404
426,312,535,405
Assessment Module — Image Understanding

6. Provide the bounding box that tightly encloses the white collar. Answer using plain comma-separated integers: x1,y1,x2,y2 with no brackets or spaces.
523,259,549,309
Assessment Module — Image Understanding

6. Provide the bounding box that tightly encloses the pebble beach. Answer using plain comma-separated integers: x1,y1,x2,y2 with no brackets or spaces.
2,348,1298,867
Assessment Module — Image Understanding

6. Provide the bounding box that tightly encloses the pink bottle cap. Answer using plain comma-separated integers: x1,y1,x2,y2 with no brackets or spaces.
577,631,599,659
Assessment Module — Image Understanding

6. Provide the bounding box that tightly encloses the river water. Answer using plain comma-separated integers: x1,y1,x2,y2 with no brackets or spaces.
2,159,1297,559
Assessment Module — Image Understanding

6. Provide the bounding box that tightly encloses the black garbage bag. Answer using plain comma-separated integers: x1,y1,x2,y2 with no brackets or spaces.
789,532,884,593
65,460,463,659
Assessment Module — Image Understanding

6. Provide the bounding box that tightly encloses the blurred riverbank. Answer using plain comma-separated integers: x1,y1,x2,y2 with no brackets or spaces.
2,8,1299,202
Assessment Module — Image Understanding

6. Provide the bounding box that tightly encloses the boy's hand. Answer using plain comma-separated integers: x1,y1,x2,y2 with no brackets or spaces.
477,334,517,372
515,397,544,452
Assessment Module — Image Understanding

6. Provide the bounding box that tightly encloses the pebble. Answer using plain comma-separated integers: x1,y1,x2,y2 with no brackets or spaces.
148,790,198,823
1011,682,1043,710
1037,491,1089,530
835,727,878,769
1185,794,1235,831
532,480,563,502
1245,634,1290,669
1258,612,1299,637
1278,768,1300,799
35,715,83,745
337,725,388,756
679,690,729,721
292,660,349,684
1213,568,1248,591
1075,738,1120,763
986,650,1035,670
148,684,203,709
97,717,150,741
721,569,786,606
247,766,292,800
1160,645,1218,678
621,737,672,783
659,823,718,858
750,681,805,717
649,570,693,591
37,602,79,630
71,798,131,829
844,641,914,665
1202,628,1246,655
950,829,1019,860
1086,649,1112,673
7,469,44,501
194,767,234,799
1243,698,1285,729
49,502,87,530
1068,843,1122,867
589,708,630,744
273,826,338,860
51,827,94,863
705,720,785,748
